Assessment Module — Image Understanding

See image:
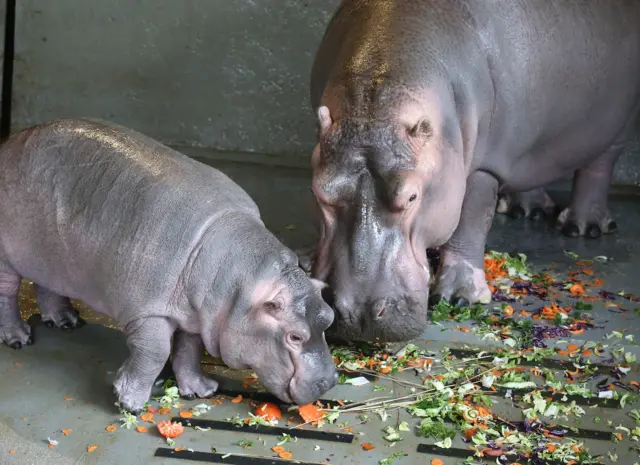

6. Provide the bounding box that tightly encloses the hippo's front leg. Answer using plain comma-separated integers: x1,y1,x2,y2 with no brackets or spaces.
114,317,175,413
171,330,218,400
432,171,499,306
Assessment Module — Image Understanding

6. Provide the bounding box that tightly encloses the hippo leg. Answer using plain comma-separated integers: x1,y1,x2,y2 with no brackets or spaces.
294,245,316,273
36,285,85,331
556,143,623,238
0,271,32,349
113,317,174,413
496,188,555,221
171,330,218,400
432,171,499,306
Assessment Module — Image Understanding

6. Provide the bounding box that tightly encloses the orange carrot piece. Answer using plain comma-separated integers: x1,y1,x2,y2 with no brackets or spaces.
87,445,98,453
279,451,293,459
298,404,324,423
569,284,585,295
272,446,286,453
231,395,243,404
136,426,148,433
361,442,376,451
61,429,71,436
105,425,117,432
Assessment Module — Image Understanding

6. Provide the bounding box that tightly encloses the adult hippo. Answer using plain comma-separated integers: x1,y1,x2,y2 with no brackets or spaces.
308,0,640,342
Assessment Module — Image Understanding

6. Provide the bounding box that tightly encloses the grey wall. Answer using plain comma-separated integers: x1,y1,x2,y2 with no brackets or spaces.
7,0,640,185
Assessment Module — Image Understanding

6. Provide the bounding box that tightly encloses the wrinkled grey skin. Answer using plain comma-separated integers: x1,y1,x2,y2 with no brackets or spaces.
308,0,640,342
0,119,337,412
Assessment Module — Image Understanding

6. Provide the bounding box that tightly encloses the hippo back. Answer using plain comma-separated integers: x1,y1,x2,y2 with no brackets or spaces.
0,118,261,318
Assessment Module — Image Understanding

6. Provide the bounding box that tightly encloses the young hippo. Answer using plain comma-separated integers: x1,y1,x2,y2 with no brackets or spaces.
0,119,337,412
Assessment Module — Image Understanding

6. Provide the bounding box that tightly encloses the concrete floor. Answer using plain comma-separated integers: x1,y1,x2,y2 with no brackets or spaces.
1,157,640,465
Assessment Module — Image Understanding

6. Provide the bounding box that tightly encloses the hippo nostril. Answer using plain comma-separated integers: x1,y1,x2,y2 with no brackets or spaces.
372,298,395,320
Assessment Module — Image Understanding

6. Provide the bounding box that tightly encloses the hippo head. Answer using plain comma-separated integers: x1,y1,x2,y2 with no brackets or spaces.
215,254,338,406
310,103,466,342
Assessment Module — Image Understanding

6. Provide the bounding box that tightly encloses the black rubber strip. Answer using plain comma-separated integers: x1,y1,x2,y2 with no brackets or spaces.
487,388,621,408
416,444,473,459
1,0,16,141
416,444,604,465
509,422,614,441
154,448,324,464
448,348,616,372
172,417,355,444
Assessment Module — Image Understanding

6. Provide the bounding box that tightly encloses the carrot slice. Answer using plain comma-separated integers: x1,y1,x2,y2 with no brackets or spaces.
178,411,193,418
87,445,98,453
361,442,375,451
157,420,184,438
569,284,585,295
567,344,579,352
279,451,293,459
379,366,392,374
254,402,282,421
140,413,154,422
174,446,185,452
61,429,71,436
105,425,117,432
298,403,324,423
431,459,444,465
503,305,514,317
272,446,286,453
158,408,171,415
136,426,148,433
231,395,243,404
546,444,557,452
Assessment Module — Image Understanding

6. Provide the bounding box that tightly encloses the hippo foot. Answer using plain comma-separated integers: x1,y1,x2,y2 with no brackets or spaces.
556,206,618,238
0,320,33,350
42,309,86,331
113,370,152,414
176,372,219,400
294,245,316,273
431,259,492,307
496,188,555,221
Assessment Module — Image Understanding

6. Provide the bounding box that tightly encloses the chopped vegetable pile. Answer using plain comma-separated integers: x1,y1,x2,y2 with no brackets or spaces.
13,249,640,465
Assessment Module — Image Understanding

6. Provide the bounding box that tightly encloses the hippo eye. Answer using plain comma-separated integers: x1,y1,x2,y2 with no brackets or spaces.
286,333,304,348
409,194,417,202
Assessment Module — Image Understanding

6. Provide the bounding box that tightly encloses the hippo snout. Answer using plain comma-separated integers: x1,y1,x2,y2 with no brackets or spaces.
289,368,338,406
371,297,410,320
328,292,428,342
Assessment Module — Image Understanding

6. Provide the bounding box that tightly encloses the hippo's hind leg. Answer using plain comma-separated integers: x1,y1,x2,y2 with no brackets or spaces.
171,330,218,400
35,285,85,330
556,143,625,238
432,171,499,306
0,269,32,349
496,188,555,221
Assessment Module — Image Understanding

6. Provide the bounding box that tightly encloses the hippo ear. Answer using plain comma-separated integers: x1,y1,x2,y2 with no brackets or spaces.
408,118,433,145
310,278,328,292
316,106,333,138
